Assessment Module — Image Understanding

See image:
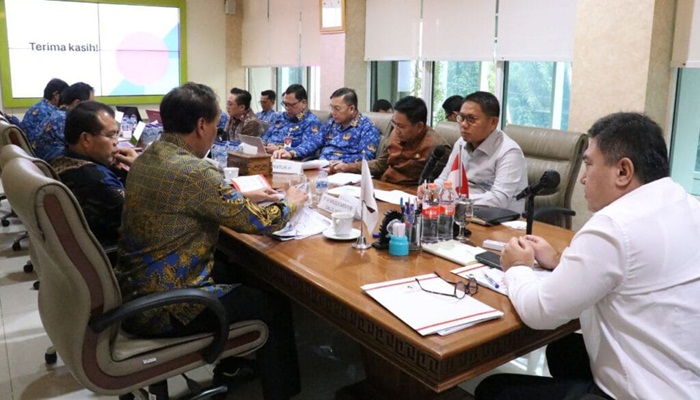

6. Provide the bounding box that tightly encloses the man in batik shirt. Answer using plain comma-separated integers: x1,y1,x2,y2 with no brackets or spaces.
34,82,94,161
20,78,68,141
273,87,380,162
116,82,306,400
260,84,321,153
225,87,264,140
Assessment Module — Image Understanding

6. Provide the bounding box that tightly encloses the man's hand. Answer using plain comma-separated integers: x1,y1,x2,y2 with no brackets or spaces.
273,149,293,159
114,148,138,166
244,188,281,204
265,143,280,153
329,161,348,174
500,237,535,271
521,235,560,270
284,185,308,210
416,184,427,199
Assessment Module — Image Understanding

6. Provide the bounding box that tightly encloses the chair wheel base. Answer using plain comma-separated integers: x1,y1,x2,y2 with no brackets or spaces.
24,262,33,273
1,219,9,227
45,351,57,364
33,280,40,290
12,242,21,251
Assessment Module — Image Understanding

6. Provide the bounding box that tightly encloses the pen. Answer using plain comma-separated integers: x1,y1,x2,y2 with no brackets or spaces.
483,271,500,289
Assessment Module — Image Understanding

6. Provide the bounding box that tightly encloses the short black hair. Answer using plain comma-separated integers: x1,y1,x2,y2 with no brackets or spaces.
59,82,94,106
261,90,276,102
442,95,464,115
284,84,308,101
160,82,219,134
464,91,500,118
372,99,392,112
394,96,428,125
230,87,252,110
330,87,358,108
588,112,669,184
43,78,68,101
64,101,115,145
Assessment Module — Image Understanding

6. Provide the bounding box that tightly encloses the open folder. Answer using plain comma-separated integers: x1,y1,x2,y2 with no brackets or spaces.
362,273,503,336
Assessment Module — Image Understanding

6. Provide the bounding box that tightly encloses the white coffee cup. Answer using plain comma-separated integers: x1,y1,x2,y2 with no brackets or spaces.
223,167,239,182
331,211,354,236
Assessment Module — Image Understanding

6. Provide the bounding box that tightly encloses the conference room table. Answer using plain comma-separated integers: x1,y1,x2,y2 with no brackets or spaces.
217,175,579,400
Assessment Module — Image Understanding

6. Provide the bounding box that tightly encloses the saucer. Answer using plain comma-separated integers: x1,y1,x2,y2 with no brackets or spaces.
323,228,361,241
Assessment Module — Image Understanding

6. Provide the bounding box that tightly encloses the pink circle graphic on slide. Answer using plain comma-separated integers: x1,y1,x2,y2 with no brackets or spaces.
116,32,169,86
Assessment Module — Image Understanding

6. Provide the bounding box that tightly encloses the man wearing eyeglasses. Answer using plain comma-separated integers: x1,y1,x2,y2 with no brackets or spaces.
330,96,449,186
50,101,137,248
418,91,528,213
260,84,321,153
272,87,379,163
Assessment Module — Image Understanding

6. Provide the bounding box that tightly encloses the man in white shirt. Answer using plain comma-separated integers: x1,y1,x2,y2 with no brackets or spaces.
417,91,528,213
476,112,700,400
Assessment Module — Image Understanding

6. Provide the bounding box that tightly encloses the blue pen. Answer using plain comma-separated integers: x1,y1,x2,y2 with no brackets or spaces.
483,271,500,289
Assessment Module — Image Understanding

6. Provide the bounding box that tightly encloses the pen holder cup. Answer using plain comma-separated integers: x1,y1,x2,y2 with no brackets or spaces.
408,215,422,251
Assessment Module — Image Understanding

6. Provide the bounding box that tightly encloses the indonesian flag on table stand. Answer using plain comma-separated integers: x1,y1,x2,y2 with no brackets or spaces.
359,158,379,232
446,156,469,196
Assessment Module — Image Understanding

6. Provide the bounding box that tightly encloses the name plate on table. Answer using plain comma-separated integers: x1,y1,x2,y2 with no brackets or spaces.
317,193,359,215
272,159,303,174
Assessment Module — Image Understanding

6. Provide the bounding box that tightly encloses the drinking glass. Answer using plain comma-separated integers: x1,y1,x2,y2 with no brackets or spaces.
454,196,474,243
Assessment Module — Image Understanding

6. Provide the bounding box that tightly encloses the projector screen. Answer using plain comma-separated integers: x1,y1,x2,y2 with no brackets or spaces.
0,0,186,107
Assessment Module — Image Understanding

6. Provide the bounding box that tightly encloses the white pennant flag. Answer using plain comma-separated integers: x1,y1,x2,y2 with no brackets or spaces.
359,158,378,232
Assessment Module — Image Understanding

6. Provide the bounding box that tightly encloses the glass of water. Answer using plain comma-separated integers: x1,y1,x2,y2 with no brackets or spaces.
454,196,473,243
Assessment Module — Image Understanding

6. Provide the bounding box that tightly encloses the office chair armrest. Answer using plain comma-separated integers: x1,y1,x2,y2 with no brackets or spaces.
89,288,228,364
532,206,576,221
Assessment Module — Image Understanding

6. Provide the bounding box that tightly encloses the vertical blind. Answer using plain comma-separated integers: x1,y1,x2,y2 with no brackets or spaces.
672,0,700,68
421,0,496,61
364,0,575,62
241,0,320,67
364,0,421,61
497,0,577,61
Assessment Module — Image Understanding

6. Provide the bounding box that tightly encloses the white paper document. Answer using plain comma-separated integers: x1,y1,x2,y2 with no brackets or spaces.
374,189,417,205
327,172,362,186
451,263,551,296
272,206,331,240
421,240,486,265
362,273,504,336
328,185,361,198
301,159,330,170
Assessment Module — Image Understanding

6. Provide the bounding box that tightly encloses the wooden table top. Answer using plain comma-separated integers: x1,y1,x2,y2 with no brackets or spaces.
218,176,579,392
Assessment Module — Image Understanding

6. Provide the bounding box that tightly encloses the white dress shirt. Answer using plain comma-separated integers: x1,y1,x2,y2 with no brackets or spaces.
435,129,528,213
506,178,700,399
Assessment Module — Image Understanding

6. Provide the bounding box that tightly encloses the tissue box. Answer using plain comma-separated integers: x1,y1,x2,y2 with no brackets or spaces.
227,151,272,181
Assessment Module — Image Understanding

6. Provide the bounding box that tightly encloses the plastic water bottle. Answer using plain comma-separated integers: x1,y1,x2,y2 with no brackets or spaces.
438,181,457,241
315,169,329,201
128,114,137,133
421,183,440,244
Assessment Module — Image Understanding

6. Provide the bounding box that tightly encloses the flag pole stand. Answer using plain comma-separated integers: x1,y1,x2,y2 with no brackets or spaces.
353,199,371,250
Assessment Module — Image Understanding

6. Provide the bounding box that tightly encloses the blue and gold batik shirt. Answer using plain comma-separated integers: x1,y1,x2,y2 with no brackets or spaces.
20,98,57,142
116,133,296,336
292,113,379,162
260,109,321,148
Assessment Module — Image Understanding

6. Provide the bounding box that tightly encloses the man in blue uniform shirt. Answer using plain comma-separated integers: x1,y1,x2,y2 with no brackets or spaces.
261,84,321,153
273,87,380,162
34,82,94,161
256,89,279,127
20,78,68,141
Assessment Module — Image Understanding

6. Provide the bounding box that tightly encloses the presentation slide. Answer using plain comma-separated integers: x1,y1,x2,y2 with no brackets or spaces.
3,0,181,99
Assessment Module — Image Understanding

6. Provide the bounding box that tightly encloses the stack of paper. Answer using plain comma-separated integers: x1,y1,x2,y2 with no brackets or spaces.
272,207,331,240
451,263,551,295
421,240,486,265
327,173,362,186
362,273,504,336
